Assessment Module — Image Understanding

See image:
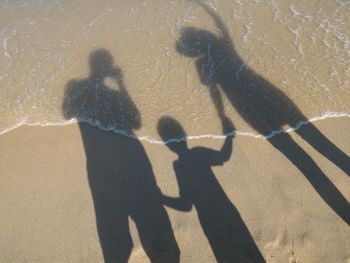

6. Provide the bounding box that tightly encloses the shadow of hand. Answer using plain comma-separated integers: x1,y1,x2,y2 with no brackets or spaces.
221,115,235,137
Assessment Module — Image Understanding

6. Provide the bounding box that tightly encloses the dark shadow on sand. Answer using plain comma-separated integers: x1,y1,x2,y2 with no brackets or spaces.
158,115,265,263
62,49,179,263
176,1,350,225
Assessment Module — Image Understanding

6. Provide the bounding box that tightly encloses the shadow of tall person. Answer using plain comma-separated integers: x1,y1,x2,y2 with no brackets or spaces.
176,1,350,225
62,49,179,263
158,115,265,263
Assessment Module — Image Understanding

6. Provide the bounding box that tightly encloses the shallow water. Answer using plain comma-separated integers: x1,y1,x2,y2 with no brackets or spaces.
1,0,349,142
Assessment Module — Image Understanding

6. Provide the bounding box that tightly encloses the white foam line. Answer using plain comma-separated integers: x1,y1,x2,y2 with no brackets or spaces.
1,111,350,144
0,121,25,136
140,111,350,144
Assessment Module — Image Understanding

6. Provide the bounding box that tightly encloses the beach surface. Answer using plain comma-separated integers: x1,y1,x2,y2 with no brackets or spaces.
1,1,350,262
1,118,349,263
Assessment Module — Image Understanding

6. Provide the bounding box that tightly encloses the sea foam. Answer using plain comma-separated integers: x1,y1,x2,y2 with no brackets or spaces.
1,111,349,145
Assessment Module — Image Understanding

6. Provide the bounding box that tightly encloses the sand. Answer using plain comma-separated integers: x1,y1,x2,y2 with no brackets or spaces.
1,1,350,262
0,117,349,263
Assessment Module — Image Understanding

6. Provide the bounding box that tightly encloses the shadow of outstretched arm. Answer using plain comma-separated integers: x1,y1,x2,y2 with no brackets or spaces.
219,115,235,162
207,82,235,163
209,84,225,119
202,115,235,168
161,194,193,212
161,161,193,212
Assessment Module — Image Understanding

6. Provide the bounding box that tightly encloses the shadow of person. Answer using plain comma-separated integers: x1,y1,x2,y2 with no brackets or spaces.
158,115,265,263
176,1,350,225
62,49,179,263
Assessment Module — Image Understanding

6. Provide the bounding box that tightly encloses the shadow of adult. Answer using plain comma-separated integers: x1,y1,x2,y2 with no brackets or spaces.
158,115,265,263
176,1,350,225
62,49,179,262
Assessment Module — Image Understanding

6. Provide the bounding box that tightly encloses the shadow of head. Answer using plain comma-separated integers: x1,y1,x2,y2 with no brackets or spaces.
63,48,141,131
89,48,114,76
176,27,221,58
158,116,188,154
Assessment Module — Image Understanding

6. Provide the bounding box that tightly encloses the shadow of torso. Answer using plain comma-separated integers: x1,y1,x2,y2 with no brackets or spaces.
195,44,305,136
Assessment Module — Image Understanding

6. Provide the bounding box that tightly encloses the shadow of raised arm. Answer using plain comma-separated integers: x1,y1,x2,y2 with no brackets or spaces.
108,66,141,130
196,1,234,49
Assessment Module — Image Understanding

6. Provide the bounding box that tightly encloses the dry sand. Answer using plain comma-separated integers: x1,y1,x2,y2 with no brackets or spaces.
0,117,349,263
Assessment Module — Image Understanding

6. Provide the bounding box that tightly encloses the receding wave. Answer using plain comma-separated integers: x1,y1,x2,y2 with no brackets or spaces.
1,1,349,142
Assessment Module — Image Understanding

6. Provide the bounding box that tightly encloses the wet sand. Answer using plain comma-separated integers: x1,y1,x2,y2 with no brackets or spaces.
1,0,349,137
0,117,349,263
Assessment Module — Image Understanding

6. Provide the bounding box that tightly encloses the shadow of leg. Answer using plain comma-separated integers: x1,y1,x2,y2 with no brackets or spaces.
269,134,350,225
296,123,350,177
95,210,133,263
130,201,180,263
202,210,266,263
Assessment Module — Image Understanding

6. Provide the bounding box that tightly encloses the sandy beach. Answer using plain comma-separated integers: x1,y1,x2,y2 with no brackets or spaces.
1,117,349,262
1,1,350,262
